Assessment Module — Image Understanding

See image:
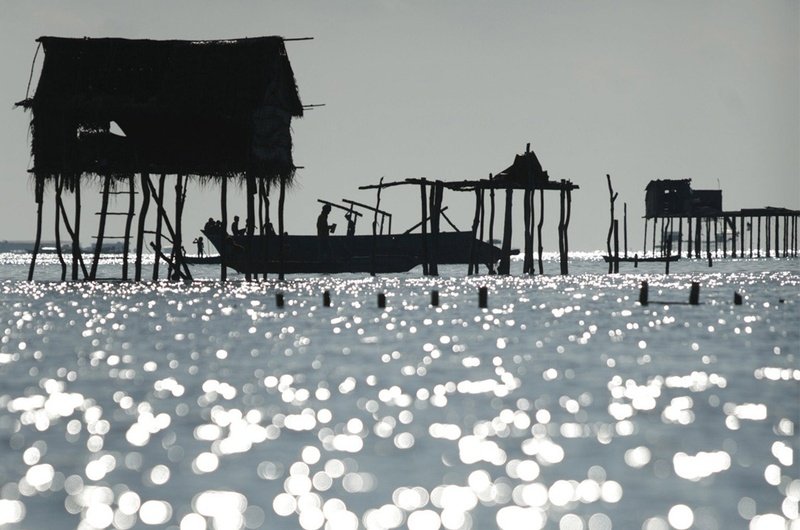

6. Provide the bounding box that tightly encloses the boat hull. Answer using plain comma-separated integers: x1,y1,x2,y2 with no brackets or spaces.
203,231,509,274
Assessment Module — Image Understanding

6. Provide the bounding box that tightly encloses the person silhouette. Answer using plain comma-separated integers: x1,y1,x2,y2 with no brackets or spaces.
193,236,205,258
232,216,245,236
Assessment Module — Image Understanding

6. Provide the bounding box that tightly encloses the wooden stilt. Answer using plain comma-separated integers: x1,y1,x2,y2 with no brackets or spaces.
652,217,658,257
558,187,566,275
490,175,499,274
260,179,269,281
57,182,89,280
478,188,485,274
722,216,728,257
624,203,629,259
419,180,429,276
122,175,135,281
371,178,384,277
244,173,256,282
537,186,544,275
90,176,111,280
498,186,513,275
694,216,701,258
783,215,788,258
687,216,692,258
428,181,441,276
741,216,746,258
135,173,151,281
613,220,620,274
220,178,228,281
523,185,532,274
766,217,771,257
73,179,82,280
468,188,480,275
749,216,753,258
606,175,618,274
774,215,779,257
564,184,572,276
705,218,711,265
54,176,67,281
756,216,761,257
643,218,649,257
144,178,192,281
153,174,165,280
676,216,682,259
27,175,45,281
714,217,719,257
278,177,286,281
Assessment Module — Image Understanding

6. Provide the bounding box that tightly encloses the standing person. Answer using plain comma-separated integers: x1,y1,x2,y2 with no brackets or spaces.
317,204,336,259
193,236,204,258
317,204,336,236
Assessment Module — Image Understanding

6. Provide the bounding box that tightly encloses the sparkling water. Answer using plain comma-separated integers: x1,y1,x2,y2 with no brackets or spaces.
0,250,797,529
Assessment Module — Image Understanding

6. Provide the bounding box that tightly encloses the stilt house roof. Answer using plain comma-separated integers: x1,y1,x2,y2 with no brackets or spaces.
18,36,304,182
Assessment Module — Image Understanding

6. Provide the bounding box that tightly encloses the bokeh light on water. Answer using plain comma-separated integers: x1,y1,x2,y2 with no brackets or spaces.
0,255,797,529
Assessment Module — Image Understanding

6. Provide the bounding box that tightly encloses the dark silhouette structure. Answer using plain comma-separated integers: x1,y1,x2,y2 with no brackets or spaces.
18,35,305,281
360,144,579,276
642,179,799,261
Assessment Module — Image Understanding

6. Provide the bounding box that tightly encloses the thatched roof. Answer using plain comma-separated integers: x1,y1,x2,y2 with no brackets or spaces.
18,36,304,182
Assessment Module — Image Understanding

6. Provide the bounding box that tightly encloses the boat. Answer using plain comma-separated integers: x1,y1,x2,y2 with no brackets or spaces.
203,229,514,274
183,255,223,265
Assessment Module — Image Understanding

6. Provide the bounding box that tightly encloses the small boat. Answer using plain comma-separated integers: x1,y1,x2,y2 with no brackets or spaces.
183,255,223,265
203,229,514,274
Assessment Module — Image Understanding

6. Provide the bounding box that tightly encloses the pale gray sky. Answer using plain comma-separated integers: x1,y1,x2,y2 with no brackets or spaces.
1,1,797,252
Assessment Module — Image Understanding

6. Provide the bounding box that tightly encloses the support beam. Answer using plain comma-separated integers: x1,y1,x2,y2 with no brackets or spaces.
153,175,165,280
468,188,480,275
135,173,151,281
220,178,228,281
371,178,384,277
278,178,286,281
54,176,67,281
419,180,429,276
537,186,544,275
145,177,192,281
498,187,513,275
122,175,135,280
27,175,45,281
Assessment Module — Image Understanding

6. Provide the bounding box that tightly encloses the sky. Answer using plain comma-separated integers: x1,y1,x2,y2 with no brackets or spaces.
0,1,797,252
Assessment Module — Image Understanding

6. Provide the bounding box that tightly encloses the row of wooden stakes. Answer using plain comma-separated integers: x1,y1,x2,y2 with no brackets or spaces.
272,283,746,309
275,287,491,309
638,281,743,306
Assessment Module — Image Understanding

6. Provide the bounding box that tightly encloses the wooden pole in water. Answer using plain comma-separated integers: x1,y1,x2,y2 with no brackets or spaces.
144,178,192,281
278,177,286,281
757,216,762,257
606,175,617,274
428,181,441,276
722,216,728,257
220,178,228,281
624,202,629,259
245,173,256,282
643,218,649,257
564,184,572,275
499,185,513,275
774,215,779,257
371,178,384,277
652,217,657,258
783,215,788,257
749,216,753,258
54,176,67,281
741,215,746,258
122,175,135,281
478,188,485,273
170,175,184,281
56,182,88,280
468,187,480,275
28,175,45,281
766,217,771,257
90,176,111,280
135,173,150,281
523,184,532,274
694,216,701,258
537,186,544,274
260,179,269,281
152,175,165,280
419,180,429,276
488,175,497,274
687,216,692,258
613,220,620,274
558,187,566,275
705,218,711,265
73,179,82,280
714,217,719,257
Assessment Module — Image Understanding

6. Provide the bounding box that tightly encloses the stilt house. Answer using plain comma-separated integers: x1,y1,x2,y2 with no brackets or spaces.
17,36,304,281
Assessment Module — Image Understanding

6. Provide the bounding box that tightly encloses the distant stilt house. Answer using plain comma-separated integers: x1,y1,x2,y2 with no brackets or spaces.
361,144,579,276
643,179,798,260
16,36,305,281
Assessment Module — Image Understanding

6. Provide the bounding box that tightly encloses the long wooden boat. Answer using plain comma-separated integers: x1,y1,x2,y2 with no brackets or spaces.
203,229,514,274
